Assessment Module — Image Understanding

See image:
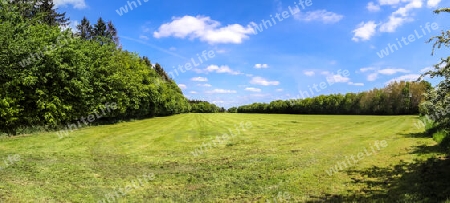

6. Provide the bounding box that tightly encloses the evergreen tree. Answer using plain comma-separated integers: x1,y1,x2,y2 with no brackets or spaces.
107,21,119,46
76,16,93,40
93,17,107,37
37,0,69,26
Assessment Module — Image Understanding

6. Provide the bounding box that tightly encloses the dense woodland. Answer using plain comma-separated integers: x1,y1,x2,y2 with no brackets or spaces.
0,1,198,134
231,81,432,115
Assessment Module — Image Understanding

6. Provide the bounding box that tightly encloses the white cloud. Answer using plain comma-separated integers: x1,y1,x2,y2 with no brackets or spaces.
254,64,269,69
276,89,284,92
206,65,240,75
360,67,376,72
250,93,271,98
367,2,381,12
363,68,410,81
378,68,409,75
197,84,212,87
304,70,315,77
352,21,378,42
245,87,262,92
379,0,401,6
154,16,255,44
321,71,350,83
191,77,208,82
54,0,86,9
420,67,433,73
139,35,149,40
368,73,379,81
294,10,344,24
348,82,365,86
61,20,79,32
427,0,441,7
385,74,420,84
250,77,280,86
379,16,409,33
189,91,197,94
379,0,422,33
206,89,237,94
178,84,187,89
327,74,350,83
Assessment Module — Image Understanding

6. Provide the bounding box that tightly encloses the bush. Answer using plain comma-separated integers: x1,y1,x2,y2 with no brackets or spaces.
432,129,450,149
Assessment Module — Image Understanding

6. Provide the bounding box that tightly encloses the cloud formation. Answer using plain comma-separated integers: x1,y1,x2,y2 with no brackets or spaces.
154,16,255,44
191,77,208,82
294,9,344,24
250,77,280,86
206,89,237,94
352,21,378,42
54,0,86,9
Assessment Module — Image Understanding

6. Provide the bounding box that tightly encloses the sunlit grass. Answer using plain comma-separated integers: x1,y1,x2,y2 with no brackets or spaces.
0,114,444,202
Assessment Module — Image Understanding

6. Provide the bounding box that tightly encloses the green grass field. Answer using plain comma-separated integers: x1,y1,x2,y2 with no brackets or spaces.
0,114,449,202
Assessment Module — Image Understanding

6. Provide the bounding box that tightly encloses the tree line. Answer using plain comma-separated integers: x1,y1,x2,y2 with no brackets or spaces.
189,100,225,113
0,0,222,135
230,81,432,115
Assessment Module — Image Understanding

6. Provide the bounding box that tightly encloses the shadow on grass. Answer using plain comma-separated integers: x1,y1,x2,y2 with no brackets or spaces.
306,132,450,203
397,132,431,138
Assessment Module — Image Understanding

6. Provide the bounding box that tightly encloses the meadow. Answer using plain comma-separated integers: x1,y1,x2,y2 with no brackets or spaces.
0,114,449,202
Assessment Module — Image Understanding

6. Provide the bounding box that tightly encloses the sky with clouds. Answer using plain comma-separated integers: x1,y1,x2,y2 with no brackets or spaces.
57,0,449,108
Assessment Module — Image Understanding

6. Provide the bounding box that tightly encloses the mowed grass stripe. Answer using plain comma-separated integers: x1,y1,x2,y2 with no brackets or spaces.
0,114,440,202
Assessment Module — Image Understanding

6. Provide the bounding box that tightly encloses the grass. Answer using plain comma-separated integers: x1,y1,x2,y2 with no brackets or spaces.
0,114,449,202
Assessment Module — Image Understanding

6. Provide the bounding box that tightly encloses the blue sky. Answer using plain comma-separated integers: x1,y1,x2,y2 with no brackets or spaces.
56,0,450,108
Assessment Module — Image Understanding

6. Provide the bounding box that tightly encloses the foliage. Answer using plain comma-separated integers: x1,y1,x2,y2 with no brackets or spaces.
419,7,450,148
0,2,190,135
7,0,69,26
227,107,238,113
189,100,223,113
235,81,430,115
433,129,450,148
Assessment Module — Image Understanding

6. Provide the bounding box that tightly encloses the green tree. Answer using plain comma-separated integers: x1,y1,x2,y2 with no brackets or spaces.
419,7,450,136
37,0,69,26
76,17,93,40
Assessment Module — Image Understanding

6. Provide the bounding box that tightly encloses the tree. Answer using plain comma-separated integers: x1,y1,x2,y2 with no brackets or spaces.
419,7,450,134
0,2,193,135
107,21,120,46
76,16,93,40
37,0,69,26
7,0,69,26
93,17,107,37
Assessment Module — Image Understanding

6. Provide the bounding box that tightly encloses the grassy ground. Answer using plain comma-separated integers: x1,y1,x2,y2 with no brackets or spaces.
0,114,449,202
